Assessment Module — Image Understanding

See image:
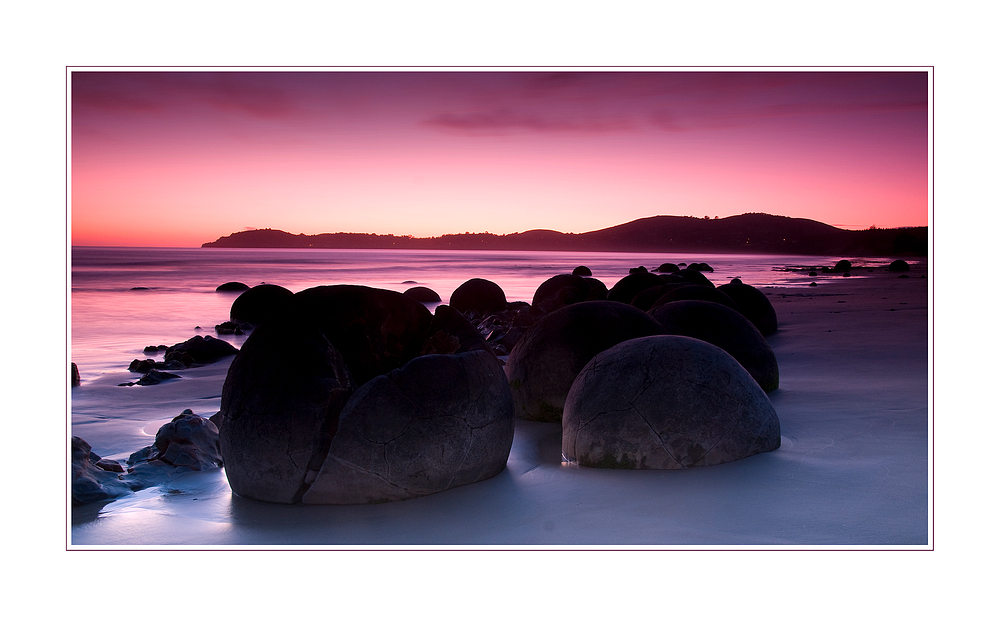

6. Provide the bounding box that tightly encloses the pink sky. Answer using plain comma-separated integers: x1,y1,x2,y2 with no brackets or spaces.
71,70,929,247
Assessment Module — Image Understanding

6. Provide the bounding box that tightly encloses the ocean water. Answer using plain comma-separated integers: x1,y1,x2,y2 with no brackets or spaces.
69,246,885,385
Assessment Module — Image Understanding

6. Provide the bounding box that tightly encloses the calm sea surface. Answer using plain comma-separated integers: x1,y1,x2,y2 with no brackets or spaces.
69,247,893,384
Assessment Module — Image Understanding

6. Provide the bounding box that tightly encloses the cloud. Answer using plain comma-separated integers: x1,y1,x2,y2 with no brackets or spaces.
424,108,635,134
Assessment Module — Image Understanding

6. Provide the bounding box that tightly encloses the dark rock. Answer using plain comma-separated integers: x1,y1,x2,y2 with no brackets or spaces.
71,437,131,505
809,282,817,286
403,286,442,303
164,335,238,366
293,285,434,385
230,284,295,325
629,265,649,274
216,281,251,292
532,274,605,313
808,271,818,276
128,358,157,373
629,284,682,311
648,300,779,391
504,301,666,422
655,263,680,273
96,458,124,473
425,304,493,356
648,284,739,311
214,320,251,335
150,409,223,470
572,266,592,277
675,267,715,287
888,259,910,272
607,271,666,304
716,281,779,336
220,321,356,504
898,274,910,278
136,370,181,385
71,362,80,387
302,350,514,504
687,262,714,272
143,344,169,353
562,336,781,469
449,278,508,314
832,259,852,272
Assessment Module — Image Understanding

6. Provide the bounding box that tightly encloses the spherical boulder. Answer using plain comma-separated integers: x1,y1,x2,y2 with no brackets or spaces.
562,336,781,469
675,267,715,287
504,301,666,422
403,286,442,303
832,259,852,272
607,271,667,304
219,321,356,504
572,265,592,277
888,259,910,272
450,278,508,314
164,335,238,366
648,284,739,311
716,280,778,336
531,274,606,313
293,285,434,385
216,281,250,293
230,284,294,325
301,350,515,504
648,300,779,392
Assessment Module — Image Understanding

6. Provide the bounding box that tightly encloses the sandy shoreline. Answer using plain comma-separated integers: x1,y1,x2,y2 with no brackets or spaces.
69,267,930,547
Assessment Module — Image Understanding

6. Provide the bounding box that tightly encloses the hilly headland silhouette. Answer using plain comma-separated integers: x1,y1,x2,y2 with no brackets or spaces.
202,213,927,256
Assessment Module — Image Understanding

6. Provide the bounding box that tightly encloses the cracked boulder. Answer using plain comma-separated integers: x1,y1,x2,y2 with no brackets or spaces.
301,349,514,504
219,321,356,504
562,335,780,469
648,300,779,392
504,301,666,422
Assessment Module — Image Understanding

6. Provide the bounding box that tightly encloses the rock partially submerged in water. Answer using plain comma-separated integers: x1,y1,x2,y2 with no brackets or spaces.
71,437,132,505
302,350,514,505
124,409,224,490
219,284,514,504
403,286,442,303
230,283,295,325
562,336,781,469
504,301,666,422
216,281,250,292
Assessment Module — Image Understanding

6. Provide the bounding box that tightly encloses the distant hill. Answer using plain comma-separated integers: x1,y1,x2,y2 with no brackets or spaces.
202,213,928,256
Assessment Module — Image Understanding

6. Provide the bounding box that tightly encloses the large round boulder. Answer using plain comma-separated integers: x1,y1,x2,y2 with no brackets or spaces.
449,278,507,314
648,300,779,392
562,336,781,469
424,304,493,356
164,335,238,366
219,321,356,504
531,274,607,313
293,285,434,385
648,284,739,311
715,280,778,336
504,301,666,422
216,281,250,293
888,259,910,272
301,350,515,504
403,286,442,303
607,271,667,304
230,284,295,325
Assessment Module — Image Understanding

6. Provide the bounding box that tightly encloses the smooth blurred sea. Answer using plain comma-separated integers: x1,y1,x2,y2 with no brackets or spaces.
69,247,892,384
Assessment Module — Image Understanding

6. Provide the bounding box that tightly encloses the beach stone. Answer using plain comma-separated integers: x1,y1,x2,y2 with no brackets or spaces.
572,266,592,277
716,280,779,336
676,267,715,287
217,281,250,292
230,284,295,325
832,259,852,272
607,271,666,304
136,370,181,385
150,409,223,470
71,437,132,505
424,304,493,356
302,349,515,504
403,286,442,303
888,259,910,272
656,263,680,273
220,321,355,504
562,336,781,469
648,300,779,392
449,278,508,314
532,274,606,313
71,362,80,387
164,335,238,366
648,283,739,311
504,301,666,422
293,285,434,385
